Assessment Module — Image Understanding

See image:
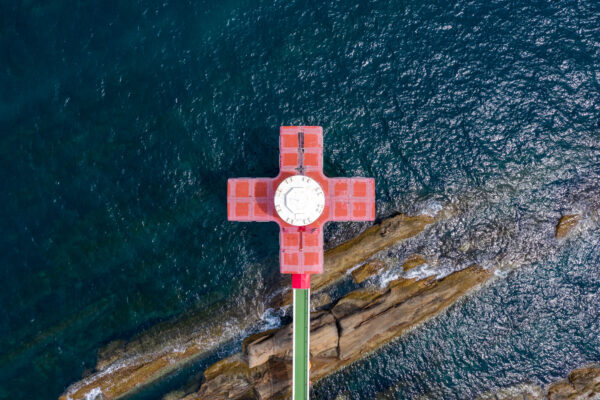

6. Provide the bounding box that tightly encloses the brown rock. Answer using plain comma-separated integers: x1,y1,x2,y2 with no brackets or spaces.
556,214,580,239
312,214,435,292
186,265,492,400
246,325,292,369
337,266,490,361
246,311,337,369
253,358,292,400
477,365,600,400
196,354,254,400
330,288,385,320
351,259,388,283
59,214,435,400
547,366,600,400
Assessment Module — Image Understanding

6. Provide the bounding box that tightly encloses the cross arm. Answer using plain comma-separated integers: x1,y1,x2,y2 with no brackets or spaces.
327,178,376,221
279,226,323,275
227,178,274,222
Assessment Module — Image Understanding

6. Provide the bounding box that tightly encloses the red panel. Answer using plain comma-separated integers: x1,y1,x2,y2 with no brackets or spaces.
255,181,268,198
334,201,348,218
303,230,320,247
304,133,320,148
334,180,349,196
353,181,367,197
304,152,319,167
304,252,319,266
281,152,298,168
281,134,299,148
236,202,249,216
301,127,323,173
254,202,268,217
236,181,249,197
352,201,367,218
282,231,299,248
284,252,299,266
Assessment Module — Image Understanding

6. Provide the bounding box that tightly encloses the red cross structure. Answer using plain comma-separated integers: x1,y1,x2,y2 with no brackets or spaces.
227,126,375,289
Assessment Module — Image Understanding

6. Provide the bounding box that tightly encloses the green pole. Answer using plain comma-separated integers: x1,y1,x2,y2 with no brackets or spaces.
293,288,310,400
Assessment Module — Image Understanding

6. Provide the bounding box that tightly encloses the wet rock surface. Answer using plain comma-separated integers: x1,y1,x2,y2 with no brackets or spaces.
172,265,491,400
59,214,435,400
555,214,580,239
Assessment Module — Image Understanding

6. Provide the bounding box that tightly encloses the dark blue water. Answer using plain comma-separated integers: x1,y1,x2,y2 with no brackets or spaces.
1,0,599,399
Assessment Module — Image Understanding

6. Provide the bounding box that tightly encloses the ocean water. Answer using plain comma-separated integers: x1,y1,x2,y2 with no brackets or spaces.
1,0,599,399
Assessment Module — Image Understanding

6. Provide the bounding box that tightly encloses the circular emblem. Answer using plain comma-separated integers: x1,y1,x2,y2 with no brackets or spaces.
274,175,325,226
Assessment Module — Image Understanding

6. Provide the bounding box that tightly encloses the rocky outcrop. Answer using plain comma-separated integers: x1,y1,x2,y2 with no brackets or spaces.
176,265,492,400
547,366,600,400
312,214,435,292
478,365,600,400
556,214,580,239
60,214,435,400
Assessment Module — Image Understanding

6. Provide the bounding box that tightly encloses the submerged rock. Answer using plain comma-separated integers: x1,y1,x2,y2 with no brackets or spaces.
556,214,580,239
477,383,545,400
547,365,600,400
479,365,600,400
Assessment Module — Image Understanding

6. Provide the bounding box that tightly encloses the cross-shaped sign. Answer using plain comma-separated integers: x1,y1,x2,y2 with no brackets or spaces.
227,126,375,399
227,126,376,289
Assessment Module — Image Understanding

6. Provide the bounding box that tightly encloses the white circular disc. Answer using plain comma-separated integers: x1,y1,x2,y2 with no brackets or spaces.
274,175,325,226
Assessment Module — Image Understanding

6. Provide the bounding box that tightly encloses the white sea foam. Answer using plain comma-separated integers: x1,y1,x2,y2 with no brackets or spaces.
403,263,437,280
83,388,103,400
419,200,443,217
346,261,367,275
259,307,284,330
377,268,402,288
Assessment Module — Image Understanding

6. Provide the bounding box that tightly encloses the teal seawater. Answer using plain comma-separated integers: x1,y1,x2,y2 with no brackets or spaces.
1,0,599,399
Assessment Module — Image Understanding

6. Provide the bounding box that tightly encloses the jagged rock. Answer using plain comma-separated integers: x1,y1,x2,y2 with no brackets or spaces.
337,266,489,361
311,214,435,292
186,266,491,400
96,339,126,371
350,254,427,285
311,292,332,309
245,311,337,369
547,366,600,400
556,214,580,239
253,358,292,400
195,354,253,400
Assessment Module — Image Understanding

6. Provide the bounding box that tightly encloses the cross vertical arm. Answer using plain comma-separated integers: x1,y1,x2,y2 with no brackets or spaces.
280,126,323,175
279,226,324,275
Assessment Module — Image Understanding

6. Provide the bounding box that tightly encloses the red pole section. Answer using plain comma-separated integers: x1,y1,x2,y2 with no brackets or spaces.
292,273,311,289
